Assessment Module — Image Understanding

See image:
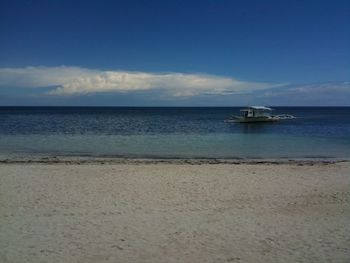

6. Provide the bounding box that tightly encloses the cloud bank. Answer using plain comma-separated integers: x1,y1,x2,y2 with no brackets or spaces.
0,66,279,97
258,82,350,105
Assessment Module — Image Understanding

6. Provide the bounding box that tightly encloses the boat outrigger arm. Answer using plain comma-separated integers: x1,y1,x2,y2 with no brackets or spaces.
229,106,295,123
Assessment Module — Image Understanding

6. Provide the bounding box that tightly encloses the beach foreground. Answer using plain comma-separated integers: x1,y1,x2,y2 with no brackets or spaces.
0,161,349,263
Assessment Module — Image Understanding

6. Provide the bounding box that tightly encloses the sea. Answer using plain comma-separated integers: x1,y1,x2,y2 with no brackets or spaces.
0,107,349,159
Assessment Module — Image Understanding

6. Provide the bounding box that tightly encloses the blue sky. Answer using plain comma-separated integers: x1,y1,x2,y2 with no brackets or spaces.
0,0,349,105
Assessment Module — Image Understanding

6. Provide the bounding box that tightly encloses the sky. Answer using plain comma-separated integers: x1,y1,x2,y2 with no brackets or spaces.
0,0,349,106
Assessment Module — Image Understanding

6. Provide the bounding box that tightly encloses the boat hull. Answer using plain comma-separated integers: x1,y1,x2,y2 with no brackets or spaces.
231,116,279,123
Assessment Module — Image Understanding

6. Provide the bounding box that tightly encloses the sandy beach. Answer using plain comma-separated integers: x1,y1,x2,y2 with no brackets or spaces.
0,160,349,263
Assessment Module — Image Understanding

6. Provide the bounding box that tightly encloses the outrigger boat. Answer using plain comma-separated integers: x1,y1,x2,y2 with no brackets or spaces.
229,106,295,123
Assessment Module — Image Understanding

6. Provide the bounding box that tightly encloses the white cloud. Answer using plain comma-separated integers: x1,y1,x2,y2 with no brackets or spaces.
0,66,279,97
256,82,350,106
262,82,350,98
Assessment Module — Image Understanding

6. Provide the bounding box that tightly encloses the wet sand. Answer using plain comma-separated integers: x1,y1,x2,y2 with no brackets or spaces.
0,161,349,263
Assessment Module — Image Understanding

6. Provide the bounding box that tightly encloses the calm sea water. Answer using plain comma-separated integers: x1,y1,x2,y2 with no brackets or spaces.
0,107,349,159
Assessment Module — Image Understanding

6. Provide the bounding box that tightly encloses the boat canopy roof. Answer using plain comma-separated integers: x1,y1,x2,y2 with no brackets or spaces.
240,106,273,111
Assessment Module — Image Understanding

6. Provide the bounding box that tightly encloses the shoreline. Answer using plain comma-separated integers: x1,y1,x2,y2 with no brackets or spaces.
0,154,349,165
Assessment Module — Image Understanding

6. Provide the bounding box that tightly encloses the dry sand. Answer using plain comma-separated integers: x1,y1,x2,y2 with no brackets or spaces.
0,161,349,263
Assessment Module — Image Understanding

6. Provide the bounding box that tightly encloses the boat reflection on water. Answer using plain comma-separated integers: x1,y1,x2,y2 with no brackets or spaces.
233,121,277,134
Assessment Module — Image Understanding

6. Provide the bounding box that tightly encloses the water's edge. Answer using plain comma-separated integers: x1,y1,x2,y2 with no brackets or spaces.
1,153,349,165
